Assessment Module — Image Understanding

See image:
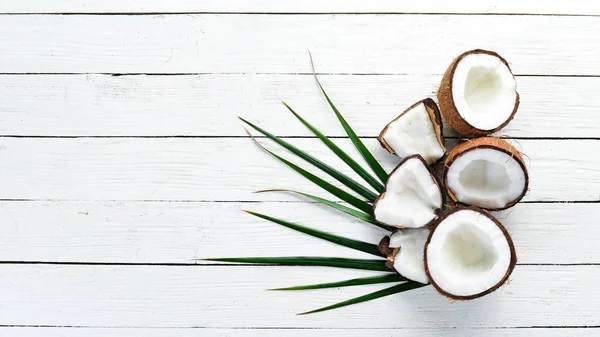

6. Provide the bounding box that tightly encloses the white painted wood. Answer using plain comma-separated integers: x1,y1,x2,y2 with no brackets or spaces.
0,201,597,264
0,4,598,334
0,15,599,75
1,264,598,327
2,327,596,337
0,138,596,201
1,74,598,138
2,0,598,15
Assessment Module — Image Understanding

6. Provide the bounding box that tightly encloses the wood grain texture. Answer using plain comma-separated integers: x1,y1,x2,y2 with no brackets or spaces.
0,201,597,265
1,15,600,75
1,264,598,328
1,74,599,137
1,327,596,337
2,0,599,15
2,2,600,334
0,138,597,201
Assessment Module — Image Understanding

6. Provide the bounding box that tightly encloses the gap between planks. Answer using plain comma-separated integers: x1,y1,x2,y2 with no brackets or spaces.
1,324,600,328
0,261,597,266
2,0,600,16
1,73,600,77
0,136,599,140
0,199,597,203
1,13,600,18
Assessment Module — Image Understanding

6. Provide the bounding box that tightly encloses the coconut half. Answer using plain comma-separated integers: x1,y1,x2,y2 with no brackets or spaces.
444,137,528,210
378,98,446,165
373,155,443,228
388,228,430,284
438,49,519,135
424,207,516,300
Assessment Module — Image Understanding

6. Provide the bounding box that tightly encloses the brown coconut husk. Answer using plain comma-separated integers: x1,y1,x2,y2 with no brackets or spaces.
437,49,520,136
378,235,401,270
423,206,517,300
378,98,446,162
443,137,529,211
373,154,445,228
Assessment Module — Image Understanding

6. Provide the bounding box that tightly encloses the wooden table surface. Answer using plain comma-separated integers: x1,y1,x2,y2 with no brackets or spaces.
1,1,599,336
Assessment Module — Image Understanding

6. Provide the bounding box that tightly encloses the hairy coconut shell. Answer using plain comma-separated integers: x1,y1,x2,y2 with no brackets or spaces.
373,154,445,228
378,98,446,161
378,236,400,270
424,206,517,300
443,137,529,211
437,49,520,136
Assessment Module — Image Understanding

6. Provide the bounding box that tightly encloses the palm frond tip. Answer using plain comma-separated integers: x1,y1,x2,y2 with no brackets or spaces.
299,281,428,315
282,102,384,193
308,53,388,183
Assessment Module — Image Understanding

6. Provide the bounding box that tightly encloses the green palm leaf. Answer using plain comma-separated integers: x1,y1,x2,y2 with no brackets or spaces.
282,102,384,193
309,53,388,183
201,257,391,271
241,117,378,202
245,210,383,257
247,135,373,214
299,281,428,315
271,274,404,291
256,189,377,224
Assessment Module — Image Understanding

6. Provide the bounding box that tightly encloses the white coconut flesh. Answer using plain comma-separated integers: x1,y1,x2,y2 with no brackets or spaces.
426,209,514,297
374,156,442,228
446,148,526,209
381,102,445,165
389,228,430,284
452,53,517,131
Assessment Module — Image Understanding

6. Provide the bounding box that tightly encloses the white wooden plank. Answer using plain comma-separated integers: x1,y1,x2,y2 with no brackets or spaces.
0,15,599,75
0,138,597,201
0,201,597,264
1,327,595,337
1,74,598,138
1,264,598,327
1,0,598,15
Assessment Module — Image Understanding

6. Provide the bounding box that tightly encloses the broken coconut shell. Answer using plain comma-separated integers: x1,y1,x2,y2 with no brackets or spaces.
438,49,520,136
424,206,517,300
443,137,528,211
373,155,444,228
378,235,400,271
378,98,446,165
388,228,430,284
